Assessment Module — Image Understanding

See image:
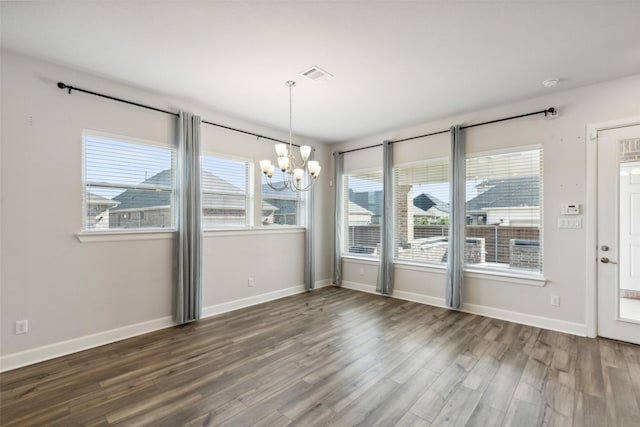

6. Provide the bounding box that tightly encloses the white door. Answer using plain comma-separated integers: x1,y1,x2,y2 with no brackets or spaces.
597,125,640,344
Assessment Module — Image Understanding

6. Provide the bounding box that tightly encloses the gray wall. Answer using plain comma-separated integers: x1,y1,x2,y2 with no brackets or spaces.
0,51,332,368
332,73,640,334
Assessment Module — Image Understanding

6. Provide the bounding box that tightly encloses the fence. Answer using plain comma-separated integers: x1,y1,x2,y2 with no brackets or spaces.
349,225,540,268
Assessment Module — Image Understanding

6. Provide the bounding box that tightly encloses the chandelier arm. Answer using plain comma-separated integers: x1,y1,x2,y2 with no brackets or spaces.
291,177,317,192
261,80,320,194
264,172,291,191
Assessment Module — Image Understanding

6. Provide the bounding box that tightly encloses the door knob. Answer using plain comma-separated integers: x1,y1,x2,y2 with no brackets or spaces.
600,257,618,264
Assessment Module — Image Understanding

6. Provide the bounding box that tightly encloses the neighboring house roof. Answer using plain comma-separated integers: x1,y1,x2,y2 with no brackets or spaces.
111,169,261,212
349,201,374,216
349,189,382,216
261,182,298,215
87,192,120,208
466,176,539,211
412,205,448,216
262,182,298,198
413,193,449,214
110,169,172,212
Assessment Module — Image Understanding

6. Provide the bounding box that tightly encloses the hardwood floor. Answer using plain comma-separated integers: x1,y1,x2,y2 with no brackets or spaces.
1,287,640,426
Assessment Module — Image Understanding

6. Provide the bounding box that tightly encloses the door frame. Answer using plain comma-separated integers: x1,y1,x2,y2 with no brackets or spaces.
586,115,640,338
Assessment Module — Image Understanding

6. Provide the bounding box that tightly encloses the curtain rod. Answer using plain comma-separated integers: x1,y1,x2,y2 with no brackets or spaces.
335,107,557,155
56,82,299,147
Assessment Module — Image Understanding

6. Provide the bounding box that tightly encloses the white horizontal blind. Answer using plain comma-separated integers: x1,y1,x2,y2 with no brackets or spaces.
83,134,175,231
465,148,543,274
201,155,251,228
394,159,449,264
344,170,383,256
261,174,302,226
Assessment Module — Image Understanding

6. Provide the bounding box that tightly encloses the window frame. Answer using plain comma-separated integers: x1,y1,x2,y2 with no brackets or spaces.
260,173,305,227
393,156,450,266
81,130,177,234
342,167,384,259
200,151,254,230
464,144,544,277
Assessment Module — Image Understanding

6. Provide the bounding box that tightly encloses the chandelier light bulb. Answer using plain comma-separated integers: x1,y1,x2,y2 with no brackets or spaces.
274,143,288,157
300,145,311,161
277,156,289,171
259,160,272,174
308,160,319,175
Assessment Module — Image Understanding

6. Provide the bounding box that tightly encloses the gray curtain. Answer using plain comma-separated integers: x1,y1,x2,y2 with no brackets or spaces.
333,152,344,286
446,125,465,309
305,183,315,291
176,112,202,324
376,140,394,295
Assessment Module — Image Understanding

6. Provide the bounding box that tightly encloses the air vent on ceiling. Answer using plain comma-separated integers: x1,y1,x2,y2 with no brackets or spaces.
300,65,334,82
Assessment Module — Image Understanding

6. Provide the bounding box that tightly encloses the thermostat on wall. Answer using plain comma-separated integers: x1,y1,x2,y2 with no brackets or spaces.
560,203,580,215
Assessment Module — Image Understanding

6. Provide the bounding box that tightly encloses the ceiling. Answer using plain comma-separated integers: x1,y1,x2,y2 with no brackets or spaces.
2,1,640,143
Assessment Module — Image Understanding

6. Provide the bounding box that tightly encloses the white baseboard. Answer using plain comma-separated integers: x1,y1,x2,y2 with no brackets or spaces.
1,283,322,373
0,316,175,372
202,284,307,318
314,278,333,289
341,281,588,336
341,280,378,295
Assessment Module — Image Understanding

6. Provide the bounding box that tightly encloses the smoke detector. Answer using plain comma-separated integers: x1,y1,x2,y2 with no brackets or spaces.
300,65,334,82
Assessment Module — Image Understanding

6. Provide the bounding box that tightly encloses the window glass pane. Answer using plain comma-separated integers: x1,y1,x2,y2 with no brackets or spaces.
261,175,302,225
394,159,449,264
201,155,250,228
344,171,383,256
465,149,543,274
83,135,175,231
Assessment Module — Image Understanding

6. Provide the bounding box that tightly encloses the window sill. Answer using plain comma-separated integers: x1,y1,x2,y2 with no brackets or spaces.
342,255,379,265
77,230,176,243
344,258,547,287
204,227,305,237
464,267,547,287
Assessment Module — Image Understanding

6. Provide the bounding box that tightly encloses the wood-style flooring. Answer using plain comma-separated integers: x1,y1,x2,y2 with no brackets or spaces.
1,287,640,426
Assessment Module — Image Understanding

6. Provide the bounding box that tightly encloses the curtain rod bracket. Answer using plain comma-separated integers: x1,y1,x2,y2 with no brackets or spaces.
57,82,73,94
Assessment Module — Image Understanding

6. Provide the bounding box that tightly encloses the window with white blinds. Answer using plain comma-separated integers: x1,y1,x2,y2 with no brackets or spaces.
465,148,543,274
261,175,302,225
201,155,252,228
83,133,176,231
344,170,383,257
394,159,450,264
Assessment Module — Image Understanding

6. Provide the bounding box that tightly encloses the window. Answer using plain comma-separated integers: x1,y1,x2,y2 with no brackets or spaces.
344,170,383,256
394,159,449,264
83,133,175,231
261,175,303,225
201,155,253,229
465,148,543,274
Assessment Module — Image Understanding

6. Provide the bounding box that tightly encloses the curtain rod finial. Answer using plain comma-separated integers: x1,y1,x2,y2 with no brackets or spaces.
57,82,72,94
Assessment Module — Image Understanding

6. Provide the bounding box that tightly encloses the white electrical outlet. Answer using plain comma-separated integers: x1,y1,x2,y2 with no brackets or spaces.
248,277,255,287
550,295,560,307
15,320,28,335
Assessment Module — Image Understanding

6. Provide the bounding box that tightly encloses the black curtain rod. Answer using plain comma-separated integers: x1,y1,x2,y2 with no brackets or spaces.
56,82,297,147
335,107,556,155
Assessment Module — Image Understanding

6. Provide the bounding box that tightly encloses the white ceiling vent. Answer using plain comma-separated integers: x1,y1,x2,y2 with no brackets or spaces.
300,65,334,82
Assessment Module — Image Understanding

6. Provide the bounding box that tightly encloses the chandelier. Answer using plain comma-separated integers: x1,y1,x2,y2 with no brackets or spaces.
260,81,321,192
